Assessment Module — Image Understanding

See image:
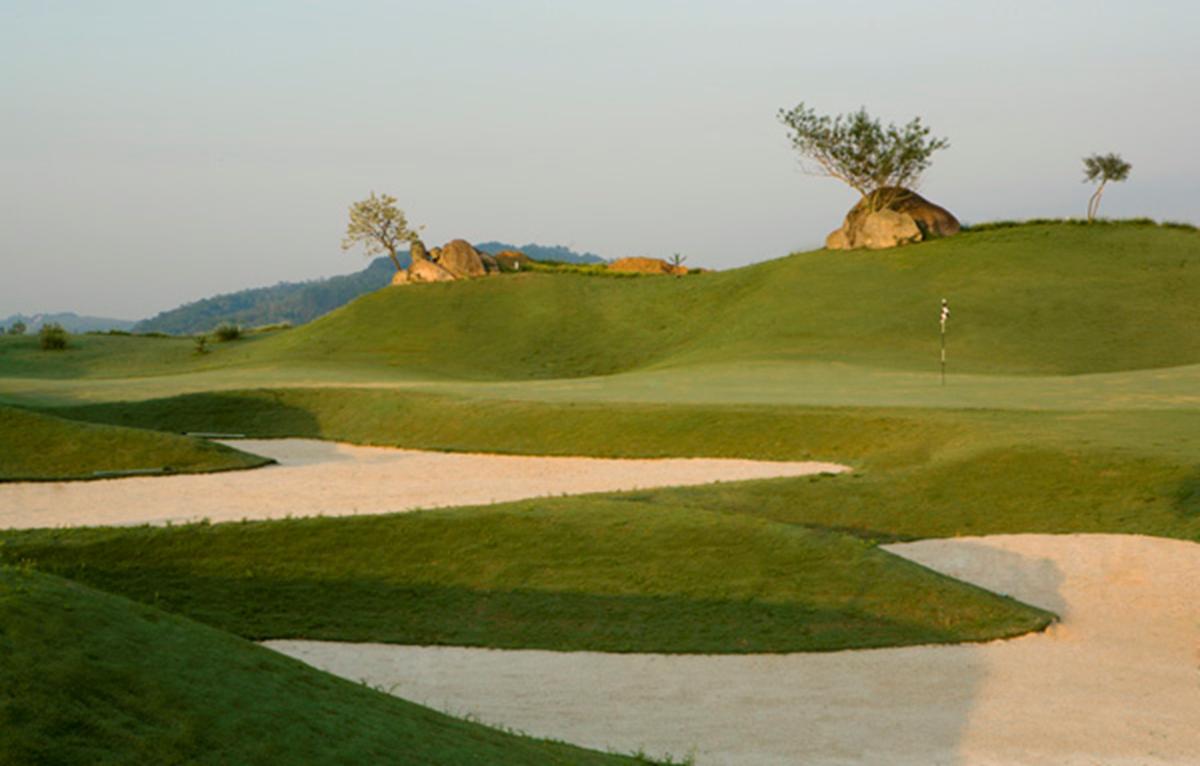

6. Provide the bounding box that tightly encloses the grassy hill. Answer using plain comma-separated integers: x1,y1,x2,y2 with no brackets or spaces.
132,243,607,336
0,406,270,481
3,222,1196,391
233,222,1200,380
0,565,669,765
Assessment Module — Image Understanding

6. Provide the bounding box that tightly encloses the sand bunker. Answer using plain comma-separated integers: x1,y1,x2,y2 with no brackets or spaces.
267,534,1200,765
0,438,846,529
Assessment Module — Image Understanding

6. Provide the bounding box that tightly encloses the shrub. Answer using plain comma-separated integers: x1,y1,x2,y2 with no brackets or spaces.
38,323,68,351
1162,221,1200,233
213,323,242,342
194,335,209,355
7,321,26,336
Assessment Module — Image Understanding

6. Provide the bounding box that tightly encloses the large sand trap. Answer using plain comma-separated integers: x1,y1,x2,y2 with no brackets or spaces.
267,534,1200,765
0,438,846,529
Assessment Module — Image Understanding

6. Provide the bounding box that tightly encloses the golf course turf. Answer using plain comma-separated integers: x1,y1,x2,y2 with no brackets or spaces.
0,565,673,765
2,221,1198,762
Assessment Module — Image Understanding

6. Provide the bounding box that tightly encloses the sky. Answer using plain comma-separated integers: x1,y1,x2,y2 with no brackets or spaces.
1,0,1198,319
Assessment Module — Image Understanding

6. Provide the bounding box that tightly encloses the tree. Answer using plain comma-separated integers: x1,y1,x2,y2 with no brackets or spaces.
341,192,422,272
38,323,67,350
668,253,687,278
1082,153,1131,222
778,103,949,212
8,321,26,336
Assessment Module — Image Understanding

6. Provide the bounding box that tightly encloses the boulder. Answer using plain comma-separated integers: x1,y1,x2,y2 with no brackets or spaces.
824,228,851,250
410,240,429,262
435,239,488,278
479,252,502,274
826,188,960,251
390,269,410,286
493,250,532,272
856,210,923,250
608,257,687,276
408,257,456,283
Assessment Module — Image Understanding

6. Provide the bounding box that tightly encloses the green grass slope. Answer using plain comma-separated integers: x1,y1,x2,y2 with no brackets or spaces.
0,499,1053,654
0,565,672,765
240,223,1200,379
0,406,271,481
3,223,1195,391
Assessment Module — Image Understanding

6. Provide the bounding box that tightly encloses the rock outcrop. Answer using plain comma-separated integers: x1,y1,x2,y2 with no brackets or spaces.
436,239,488,278
493,250,532,272
391,240,521,286
826,188,960,251
609,257,688,276
408,257,456,283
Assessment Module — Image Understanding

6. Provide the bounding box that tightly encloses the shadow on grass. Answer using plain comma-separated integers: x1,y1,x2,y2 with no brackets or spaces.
49,391,322,438
1173,472,1200,518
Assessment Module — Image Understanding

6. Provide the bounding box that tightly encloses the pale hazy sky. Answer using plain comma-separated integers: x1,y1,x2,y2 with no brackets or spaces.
2,1,1197,319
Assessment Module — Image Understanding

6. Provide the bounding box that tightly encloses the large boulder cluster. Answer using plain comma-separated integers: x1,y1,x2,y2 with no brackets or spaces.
825,188,960,251
391,240,531,286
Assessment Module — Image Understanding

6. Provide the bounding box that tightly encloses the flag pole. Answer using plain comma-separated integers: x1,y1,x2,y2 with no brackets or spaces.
939,298,949,386
940,327,946,385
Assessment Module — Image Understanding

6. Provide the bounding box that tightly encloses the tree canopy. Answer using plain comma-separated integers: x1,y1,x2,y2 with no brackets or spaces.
341,192,422,272
1082,153,1132,222
778,103,949,211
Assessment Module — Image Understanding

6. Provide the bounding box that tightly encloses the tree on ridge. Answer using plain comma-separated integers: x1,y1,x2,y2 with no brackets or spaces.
778,103,949,212
1082,153,1131,222
341,192,423,272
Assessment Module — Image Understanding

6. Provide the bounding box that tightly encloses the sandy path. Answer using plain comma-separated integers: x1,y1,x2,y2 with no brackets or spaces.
0,438,846,529
266,534,1200,765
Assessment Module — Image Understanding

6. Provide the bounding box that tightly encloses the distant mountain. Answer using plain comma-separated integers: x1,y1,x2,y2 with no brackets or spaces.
133,242,605,335
1,312,136,333
133,256,401,335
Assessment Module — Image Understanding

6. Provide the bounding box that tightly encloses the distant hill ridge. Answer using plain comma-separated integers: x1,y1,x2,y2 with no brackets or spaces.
1,312,135,333
133,242,604,335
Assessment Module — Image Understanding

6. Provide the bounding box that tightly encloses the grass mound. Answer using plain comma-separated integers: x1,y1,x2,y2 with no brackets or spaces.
47,388,958,466
0,565,670,765
0,499,1053,654
3,223,1196,387
0,406,270,481
241,223,1200,379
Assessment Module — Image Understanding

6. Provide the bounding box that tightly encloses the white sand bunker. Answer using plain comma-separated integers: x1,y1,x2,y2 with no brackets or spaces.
0,438,846,529
267,534,1200,766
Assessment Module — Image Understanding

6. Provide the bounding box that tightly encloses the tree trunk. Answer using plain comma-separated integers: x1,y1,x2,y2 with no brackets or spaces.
387,249,403,272
1088,182,1106,223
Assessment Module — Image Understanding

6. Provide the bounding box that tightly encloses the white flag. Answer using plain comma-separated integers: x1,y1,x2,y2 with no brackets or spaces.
940,299,950,332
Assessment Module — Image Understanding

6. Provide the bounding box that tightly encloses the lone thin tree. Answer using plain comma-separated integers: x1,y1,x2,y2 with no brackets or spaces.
341,192,422,272
1082,153,1131,222
669,252,687,277
778,103,949,212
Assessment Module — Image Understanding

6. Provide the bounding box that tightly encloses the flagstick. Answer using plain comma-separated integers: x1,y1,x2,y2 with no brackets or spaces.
940,326,946,386
939,298,949,386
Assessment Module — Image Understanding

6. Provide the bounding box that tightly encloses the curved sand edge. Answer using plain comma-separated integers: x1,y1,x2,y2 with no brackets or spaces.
0,438,847,529
266,534,1200,766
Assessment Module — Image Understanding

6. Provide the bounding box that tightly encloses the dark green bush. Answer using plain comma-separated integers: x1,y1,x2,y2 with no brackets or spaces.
38,323,68,351
213,323,242,342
